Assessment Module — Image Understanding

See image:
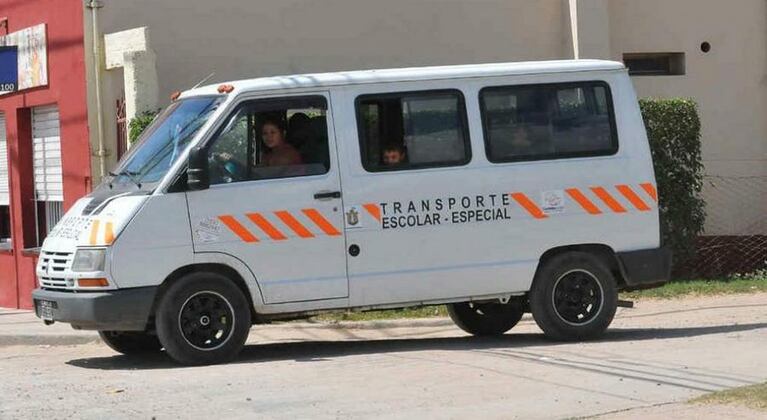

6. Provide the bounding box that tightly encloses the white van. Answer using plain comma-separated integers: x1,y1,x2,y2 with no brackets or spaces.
33,60,671,364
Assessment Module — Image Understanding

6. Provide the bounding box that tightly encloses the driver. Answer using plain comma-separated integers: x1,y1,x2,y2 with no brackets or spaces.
261,119,303,166
209,118,304,183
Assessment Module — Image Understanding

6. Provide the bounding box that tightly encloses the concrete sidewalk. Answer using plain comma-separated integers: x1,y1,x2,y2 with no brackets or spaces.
0,308,99,346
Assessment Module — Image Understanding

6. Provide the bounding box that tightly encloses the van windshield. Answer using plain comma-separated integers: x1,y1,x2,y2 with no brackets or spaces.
112,95,224,187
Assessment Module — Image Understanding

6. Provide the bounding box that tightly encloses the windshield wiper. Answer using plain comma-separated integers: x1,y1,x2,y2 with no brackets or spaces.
108,170,142,189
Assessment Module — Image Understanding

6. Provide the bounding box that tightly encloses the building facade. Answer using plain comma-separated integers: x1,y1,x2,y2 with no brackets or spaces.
0,0,91,308
0,0,765,308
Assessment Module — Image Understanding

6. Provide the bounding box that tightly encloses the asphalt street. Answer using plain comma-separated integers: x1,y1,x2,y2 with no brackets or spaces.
1,293,766,419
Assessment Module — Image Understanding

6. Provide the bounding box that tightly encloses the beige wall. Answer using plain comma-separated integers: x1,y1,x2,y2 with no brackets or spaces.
609,0,767,175
97,0,569,102
608,0,767,234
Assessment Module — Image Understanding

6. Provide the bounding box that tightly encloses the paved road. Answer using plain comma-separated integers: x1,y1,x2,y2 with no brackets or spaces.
1,293,766,419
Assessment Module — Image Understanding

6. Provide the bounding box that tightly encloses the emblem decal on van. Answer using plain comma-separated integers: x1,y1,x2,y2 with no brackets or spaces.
47,216,91,240
195,217,223,243
541,190,565,215
345,207,361,228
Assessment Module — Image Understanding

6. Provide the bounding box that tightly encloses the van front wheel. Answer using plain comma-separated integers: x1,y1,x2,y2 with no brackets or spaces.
98,331,162,355
529,251,617,341
155,273,251,365
447,300,525,336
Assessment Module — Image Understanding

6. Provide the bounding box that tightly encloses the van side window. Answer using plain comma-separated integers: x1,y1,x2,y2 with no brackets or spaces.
356,90,471,172
206,96,330,184
480,82,617,162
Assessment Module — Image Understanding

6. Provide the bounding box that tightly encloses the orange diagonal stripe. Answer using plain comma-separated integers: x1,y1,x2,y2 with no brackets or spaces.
302,209,341,236
510,193,547,219
590,187,627,213
274,211,315,238
616,185,651,211
89,220,100,245
246,213,287,241
363,203,381,221
640,183,658,202
218,215,259,242
565,188,602,215
104,222,115,244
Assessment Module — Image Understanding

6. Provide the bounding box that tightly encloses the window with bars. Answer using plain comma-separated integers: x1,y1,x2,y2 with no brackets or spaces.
30,105,64,247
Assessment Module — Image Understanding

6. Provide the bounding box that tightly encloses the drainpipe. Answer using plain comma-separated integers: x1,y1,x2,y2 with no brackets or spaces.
86,0,107,181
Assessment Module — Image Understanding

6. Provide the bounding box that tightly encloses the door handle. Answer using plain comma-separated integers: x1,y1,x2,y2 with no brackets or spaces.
314,191,342,200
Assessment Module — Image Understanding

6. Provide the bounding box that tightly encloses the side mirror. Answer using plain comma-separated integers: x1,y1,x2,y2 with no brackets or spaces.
187,146,210,191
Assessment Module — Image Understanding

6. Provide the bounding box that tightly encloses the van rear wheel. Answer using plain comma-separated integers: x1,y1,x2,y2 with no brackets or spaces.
155,272,251,365
529,251,617,341
447,300,525,336
98,331,162,355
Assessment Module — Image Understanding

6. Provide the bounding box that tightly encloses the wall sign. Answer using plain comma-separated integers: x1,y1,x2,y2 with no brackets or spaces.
0,23,48,94
0,46,18,92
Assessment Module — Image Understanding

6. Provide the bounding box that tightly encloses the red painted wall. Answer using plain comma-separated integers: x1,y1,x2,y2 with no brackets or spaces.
0,0,91,308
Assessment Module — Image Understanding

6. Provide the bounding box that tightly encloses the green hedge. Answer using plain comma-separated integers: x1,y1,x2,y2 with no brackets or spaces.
128,110,160,144
639,98,705,266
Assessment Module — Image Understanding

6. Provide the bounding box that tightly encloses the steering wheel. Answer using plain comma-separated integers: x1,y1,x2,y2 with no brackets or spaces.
208,154,245,183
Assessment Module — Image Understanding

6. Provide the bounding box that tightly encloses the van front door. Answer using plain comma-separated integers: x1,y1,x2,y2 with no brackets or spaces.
186,94,347,304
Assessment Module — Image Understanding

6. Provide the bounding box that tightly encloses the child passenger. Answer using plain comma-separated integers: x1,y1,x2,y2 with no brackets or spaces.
382,144,407,166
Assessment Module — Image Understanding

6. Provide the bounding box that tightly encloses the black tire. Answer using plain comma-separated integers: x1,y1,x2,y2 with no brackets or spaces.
447,299,525,336
98,330,162,355
529,251,617,341
155,272,251,365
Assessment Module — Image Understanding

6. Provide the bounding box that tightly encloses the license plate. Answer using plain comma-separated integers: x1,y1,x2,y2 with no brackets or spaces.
37,300,57,321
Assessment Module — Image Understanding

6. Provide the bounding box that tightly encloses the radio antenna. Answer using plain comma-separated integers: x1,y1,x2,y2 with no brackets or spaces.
192,72,216,89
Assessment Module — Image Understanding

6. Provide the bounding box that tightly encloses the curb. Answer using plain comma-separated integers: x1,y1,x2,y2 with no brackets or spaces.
294,314,535,330
299,317,456,330
0,334,101,347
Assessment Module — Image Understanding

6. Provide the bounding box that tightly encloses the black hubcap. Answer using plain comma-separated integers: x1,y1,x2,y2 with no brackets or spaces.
552,270,602,325
179,292,234,350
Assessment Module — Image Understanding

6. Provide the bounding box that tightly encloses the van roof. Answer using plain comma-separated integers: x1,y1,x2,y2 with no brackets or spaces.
181,59,625,98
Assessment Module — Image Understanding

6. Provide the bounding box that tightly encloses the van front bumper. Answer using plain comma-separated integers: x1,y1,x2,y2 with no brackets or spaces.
616,247,673,289
32,286,158,331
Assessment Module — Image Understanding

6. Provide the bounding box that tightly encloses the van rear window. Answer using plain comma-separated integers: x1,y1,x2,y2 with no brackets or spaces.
480,82,618,163
356,90,471,172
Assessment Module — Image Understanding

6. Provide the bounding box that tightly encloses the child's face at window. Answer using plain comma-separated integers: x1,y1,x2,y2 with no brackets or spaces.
511,128,531,147
383,150,403,165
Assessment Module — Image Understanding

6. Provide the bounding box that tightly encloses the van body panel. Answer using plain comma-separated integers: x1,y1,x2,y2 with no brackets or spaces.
191,252,266,307
185,91,349,304
334,70,658,307
41,195,148,252
110,193,194,289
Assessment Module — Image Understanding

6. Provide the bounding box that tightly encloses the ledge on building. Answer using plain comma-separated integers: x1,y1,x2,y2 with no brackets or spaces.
21,247,41,257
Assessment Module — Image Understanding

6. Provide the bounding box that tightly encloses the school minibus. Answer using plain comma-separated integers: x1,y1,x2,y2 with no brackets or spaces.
32,60,671,365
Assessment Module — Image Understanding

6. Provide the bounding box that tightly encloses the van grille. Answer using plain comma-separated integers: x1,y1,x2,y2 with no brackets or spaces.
39,251,74,290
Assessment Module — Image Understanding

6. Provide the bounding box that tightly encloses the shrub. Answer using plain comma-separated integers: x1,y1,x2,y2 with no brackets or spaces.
639,98,706,267
128,110,160,144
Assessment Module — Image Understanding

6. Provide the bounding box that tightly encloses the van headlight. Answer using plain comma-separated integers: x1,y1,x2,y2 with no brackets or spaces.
71,249,106,272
